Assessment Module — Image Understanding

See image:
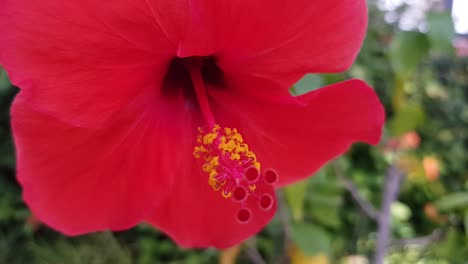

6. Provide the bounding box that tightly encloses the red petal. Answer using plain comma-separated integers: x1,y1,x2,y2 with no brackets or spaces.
11,92,195,235
144,0,189,48
14,86,276,246
0,0,175,127
211,77,385,187
148,165,276,248
178,0,367,88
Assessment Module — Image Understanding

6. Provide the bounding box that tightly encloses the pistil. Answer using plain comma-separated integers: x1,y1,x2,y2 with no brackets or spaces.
184,56,278,224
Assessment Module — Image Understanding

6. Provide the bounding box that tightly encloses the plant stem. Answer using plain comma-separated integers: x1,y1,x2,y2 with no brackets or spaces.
374,165,405,264
245,238,266,264
332,163,379,220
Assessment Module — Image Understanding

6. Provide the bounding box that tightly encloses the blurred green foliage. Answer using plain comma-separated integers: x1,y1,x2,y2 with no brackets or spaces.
0,2,467,263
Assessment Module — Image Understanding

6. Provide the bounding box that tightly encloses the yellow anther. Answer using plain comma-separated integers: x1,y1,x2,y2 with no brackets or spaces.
253,161,260,170
210,156,219,166
203,133,217,144
222,191,232,198
219,139,237,153
232,133,243,142
201,125,221,145
230,153,241,160
202,156,219,173
193,124,261,199
193,145,208,158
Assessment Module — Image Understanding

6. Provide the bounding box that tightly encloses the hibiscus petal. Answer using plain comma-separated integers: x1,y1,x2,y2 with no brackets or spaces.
10,91,195,234
144,0,189,48
178,0,367,88
148,164,276,249
211,77,385,187
14,84,277,246
0,0,175,127
147,78,382,248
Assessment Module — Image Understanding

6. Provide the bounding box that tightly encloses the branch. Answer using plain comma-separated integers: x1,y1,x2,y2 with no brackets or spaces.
373,165,405,264
270,190,293,264
332,163,379,221
276,190,293,243
389,229,445,248
244,238,266,264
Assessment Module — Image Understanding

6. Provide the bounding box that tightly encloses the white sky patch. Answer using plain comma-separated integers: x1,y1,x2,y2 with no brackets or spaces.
378,0,406,10
378,0,433,31
452,0,468,34
379,0,468,34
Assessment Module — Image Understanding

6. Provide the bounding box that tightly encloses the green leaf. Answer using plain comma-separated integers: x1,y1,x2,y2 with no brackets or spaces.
434,192,468,212
291,74,323,95
390,103,426,136
284,179,309,222
291,223,331,256
427,12,455,54
465,210,468,237
389,31,430,78
310,205,341,229
30,233,132,264
0,66,11,92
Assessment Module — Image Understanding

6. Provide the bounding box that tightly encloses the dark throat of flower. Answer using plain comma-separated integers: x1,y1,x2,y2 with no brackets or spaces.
169,56,278,224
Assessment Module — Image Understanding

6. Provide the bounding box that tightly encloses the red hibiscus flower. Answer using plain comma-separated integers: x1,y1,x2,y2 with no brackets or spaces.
0,0,384,248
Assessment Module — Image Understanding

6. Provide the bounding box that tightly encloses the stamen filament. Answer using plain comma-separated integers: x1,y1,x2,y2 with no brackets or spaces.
185,59,216,128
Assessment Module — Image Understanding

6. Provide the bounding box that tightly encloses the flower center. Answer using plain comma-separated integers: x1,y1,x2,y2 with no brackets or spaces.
193,125,278,224
162,56,224,103
167,56,278,224
194,125,260,198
